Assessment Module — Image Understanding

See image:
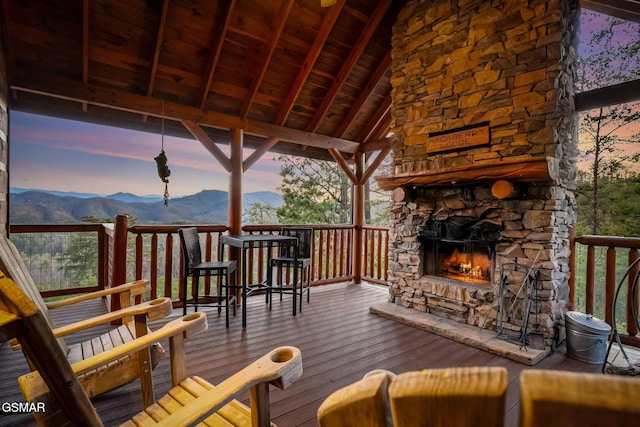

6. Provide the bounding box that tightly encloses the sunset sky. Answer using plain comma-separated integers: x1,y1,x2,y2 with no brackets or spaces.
10,112,283,196
9,8,639,198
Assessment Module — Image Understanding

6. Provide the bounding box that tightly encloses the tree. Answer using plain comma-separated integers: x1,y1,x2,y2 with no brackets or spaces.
366,151,393,226
275,155,350,224
56,231,99,284
244,202,278,224
577,11,640,234
56,215,137,285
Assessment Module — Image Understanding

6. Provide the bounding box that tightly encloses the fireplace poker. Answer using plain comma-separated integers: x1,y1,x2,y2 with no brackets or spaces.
519,269,543,350
480,267,508,335
507,248,542,316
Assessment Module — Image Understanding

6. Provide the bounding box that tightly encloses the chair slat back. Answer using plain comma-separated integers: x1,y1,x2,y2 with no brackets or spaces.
388,366,507,427
281,228,313,258
178,227,203,272
317,373,392,427
0,234,68,354
519,369,640,427
0,273,103,426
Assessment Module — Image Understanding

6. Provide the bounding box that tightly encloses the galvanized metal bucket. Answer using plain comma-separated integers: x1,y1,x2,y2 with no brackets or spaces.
565,311,611,364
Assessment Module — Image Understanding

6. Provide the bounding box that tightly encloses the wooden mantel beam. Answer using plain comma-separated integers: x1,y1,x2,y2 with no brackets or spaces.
375,157,560,190
10,74,361,154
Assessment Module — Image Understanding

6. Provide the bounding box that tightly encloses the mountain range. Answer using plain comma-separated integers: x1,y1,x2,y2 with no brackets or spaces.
9,188,283,224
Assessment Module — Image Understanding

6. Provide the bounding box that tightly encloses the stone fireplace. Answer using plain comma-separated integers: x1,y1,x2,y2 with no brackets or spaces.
374,0,580,353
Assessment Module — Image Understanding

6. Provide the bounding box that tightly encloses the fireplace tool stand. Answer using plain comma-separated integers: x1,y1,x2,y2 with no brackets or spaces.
602,255,640,376
482,252,544,351
518,269,542,350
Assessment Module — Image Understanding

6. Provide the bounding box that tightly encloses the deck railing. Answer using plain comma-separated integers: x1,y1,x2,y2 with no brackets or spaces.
9,222,640,347
569,234,640,347
9,221,388,305
9,223,109,298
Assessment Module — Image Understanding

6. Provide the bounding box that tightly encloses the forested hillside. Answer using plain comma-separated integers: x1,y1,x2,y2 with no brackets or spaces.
10,189,283,224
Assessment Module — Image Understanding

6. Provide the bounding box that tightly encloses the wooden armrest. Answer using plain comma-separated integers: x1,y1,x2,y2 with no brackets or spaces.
51,297,172,338
45,280,150,310
148,346,303,427
0,311,21,342
10,297,172,351
68,312,208,376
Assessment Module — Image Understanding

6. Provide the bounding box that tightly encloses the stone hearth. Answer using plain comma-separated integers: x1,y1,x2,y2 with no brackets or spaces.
374,0,580,357
370,301,549,365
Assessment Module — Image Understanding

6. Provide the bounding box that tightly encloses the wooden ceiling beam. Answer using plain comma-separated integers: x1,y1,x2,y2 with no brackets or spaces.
357,91,391,144
575,78,640,111
81,0,89,113
245,120,359,153
306,0,393,133
359,136,391,153
581,0,640,24
329,148,357,184
243,137,279,172
361,146,391,184
10,73,360,153
240,0,294,120
335,53,391,138
275,0,346,126
182,119,232,172
199,0,236,109
147,0,169,98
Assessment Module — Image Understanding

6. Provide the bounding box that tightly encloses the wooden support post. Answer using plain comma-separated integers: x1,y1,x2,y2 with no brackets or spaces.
353,152,364,284
110,214,129,313
229,129,243,300
229,128,243,236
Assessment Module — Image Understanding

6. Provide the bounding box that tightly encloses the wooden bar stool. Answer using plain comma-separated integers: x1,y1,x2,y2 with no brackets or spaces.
179,227,237,327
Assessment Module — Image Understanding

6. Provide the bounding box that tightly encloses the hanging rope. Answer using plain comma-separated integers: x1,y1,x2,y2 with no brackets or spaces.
154,101,171,205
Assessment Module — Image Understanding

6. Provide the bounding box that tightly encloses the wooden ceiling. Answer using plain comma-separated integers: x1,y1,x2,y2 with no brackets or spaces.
1,0,638,163
1,0,406,162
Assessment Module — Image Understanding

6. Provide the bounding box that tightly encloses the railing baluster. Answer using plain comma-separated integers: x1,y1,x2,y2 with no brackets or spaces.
164,233,173,299
324,229,330,279
318,229,325,280
376,229,382,279
204,232,213,295
150,233,159,298
628,248,639,337
585,244,596,315
332,229,338,278
605,246,617,325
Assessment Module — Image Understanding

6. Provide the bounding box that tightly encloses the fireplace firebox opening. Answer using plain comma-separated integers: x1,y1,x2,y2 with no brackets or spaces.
422,238,495,286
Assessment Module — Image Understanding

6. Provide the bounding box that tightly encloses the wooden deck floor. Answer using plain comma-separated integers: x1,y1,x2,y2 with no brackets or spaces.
0,282,603,427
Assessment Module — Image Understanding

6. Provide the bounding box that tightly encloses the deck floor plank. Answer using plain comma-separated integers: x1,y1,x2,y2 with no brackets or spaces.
0,282,605,427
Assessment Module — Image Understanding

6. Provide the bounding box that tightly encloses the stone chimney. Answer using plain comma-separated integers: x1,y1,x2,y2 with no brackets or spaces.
377,0,581,348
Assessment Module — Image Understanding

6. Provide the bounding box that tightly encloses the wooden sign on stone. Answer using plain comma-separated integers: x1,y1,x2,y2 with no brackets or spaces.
426,124,490,154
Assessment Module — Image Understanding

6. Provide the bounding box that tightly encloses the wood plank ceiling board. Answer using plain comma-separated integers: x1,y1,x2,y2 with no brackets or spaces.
2,0,403,160
3,0,637,165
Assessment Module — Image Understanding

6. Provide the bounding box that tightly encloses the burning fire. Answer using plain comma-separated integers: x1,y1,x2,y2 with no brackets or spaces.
441,249,491,282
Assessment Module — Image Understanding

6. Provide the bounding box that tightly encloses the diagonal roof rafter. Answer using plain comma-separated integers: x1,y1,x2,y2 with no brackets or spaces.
306,0,393,133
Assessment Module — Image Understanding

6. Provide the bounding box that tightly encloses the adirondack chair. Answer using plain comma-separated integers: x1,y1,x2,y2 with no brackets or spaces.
0,273,303,427
519,369,640,427
0,233,170,407
318,366,507,427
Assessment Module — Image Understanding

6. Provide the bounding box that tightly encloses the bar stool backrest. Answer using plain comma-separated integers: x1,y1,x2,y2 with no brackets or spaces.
281,228,313,259
179,227,203,273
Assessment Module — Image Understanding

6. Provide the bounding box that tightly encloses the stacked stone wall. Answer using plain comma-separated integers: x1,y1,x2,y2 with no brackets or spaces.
387,0,580,347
